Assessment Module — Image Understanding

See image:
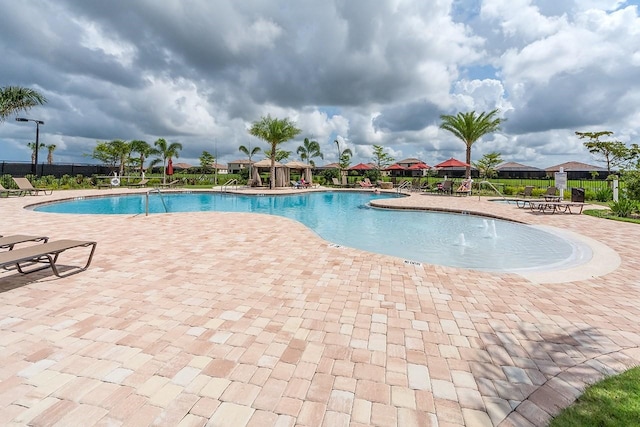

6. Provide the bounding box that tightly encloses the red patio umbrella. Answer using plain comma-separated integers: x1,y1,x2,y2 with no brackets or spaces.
166,158,174,176
434,158,470,168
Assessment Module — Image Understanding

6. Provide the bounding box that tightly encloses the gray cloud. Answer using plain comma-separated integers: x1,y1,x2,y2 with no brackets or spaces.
1,0,638,170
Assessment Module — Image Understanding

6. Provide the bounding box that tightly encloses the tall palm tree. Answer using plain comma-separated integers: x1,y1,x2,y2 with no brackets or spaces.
297,138,323,166
152,138,183,184
239,144,261,181
130,140,153,175
27,141,45,164
248,115,301,189
0,86,47,122
439,109,504,177
46,144,56,165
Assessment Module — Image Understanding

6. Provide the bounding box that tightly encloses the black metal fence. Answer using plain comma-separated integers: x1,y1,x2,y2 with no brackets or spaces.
0,162,115,178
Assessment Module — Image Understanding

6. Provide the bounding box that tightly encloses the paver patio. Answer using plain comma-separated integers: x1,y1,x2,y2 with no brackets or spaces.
1,187,639,426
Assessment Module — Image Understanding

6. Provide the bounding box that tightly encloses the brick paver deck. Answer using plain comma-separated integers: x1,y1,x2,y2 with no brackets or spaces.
1,187,639,426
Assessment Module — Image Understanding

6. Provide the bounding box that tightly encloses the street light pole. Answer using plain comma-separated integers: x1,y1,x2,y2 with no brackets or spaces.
16,117,45,177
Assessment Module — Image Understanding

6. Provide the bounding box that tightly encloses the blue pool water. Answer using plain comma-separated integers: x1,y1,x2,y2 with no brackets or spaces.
34,192,589,272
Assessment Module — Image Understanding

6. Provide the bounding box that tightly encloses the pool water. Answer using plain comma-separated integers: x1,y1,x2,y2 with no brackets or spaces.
34,191,590,272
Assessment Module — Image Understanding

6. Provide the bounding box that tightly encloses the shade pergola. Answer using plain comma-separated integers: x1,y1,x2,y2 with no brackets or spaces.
285,161,313,184
252,159,285,187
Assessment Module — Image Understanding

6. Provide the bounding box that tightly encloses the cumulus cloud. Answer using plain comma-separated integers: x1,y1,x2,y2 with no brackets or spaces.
0,0,638,169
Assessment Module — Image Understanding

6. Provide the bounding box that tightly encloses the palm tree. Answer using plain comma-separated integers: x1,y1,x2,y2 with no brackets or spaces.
297,138,323,166
130,140,153,175
248,115,301,189
27,142,45,164
0,86,47,122
152,138,183,184
46,144,56,165
439,109,504,177
239,144,261,181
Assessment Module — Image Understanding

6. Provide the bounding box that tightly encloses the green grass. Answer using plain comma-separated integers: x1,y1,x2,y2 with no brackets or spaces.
583,209,640,224
550,367,640,427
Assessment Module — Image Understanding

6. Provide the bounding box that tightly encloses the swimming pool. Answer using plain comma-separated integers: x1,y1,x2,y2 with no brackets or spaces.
34,191,590,272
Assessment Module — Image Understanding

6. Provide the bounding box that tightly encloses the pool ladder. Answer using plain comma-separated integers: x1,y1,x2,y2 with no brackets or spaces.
221,179,238,192
145,189,168,216
396,180,411,194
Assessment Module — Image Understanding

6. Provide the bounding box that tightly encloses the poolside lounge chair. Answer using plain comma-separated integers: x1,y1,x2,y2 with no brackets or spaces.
0,239,97,278
0,183,24,197
0,235,48,251
290,180,301,189
128,178,149,188
433,180,453,195
332,177,348,187
518,186,534,198
156,179,183,188
358,179,374,188
455,179,472,196
11,177,53,196
543,186,560,201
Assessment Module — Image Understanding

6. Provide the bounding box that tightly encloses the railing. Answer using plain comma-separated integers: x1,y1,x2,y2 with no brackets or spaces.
221,179,238,192
145,188,168,216
477,181,505,200
396,180,412,194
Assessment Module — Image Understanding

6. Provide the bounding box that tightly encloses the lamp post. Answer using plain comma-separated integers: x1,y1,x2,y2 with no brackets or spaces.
16,117,45,177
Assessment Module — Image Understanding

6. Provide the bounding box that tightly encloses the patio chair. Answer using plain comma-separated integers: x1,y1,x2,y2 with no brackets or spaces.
455,179,473,196
290,180,301,189
543,186,560,201
0,235,48,251
11,177,53,196
128,178,149,188
156,179,182,188
0,183,24,197
358,180,374,188
332,177,348,187
517,186,534,198
0,239,97,278
435,180,453,195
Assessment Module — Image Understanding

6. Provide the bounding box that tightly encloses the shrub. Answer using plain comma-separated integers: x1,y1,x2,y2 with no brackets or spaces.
622,170,640,201
609,198,638,217
594,187,613,202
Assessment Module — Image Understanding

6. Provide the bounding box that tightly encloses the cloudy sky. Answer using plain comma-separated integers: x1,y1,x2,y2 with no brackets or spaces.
1,0,639,170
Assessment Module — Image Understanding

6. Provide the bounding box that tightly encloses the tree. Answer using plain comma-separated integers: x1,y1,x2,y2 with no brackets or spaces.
248,115,301,189
200,150,215,173
0,86,47,122
238,144,261,161
46,144,56,165
439,109,504,177
473,152,503,179
152,138,183,185
334,139,353,181
130,140,153,175
264,149,292,162
297,138,324,166
27,141,45,164
91,140,129,173
575,131,634,172
371,144,394,170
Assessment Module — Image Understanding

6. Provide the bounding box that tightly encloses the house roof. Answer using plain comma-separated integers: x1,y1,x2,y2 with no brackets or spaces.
316,163,340,169
408,162,430,170
385,164,407,170
172,162,193,169
396,158,424,165
228,159,254,164
545,161,608,172
496,162,542,171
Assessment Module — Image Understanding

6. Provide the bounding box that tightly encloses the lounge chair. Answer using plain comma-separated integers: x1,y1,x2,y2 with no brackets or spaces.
518,186,534,198
455,178,473,196
358,179,374,188
0,183,24,197
543,186,560,201
0,235,48,251
156,179,183,188
332,177,348,187
128,178,149,188
433,180,453,195
11,177,53,196
290,180,301,189
0,239,97,278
